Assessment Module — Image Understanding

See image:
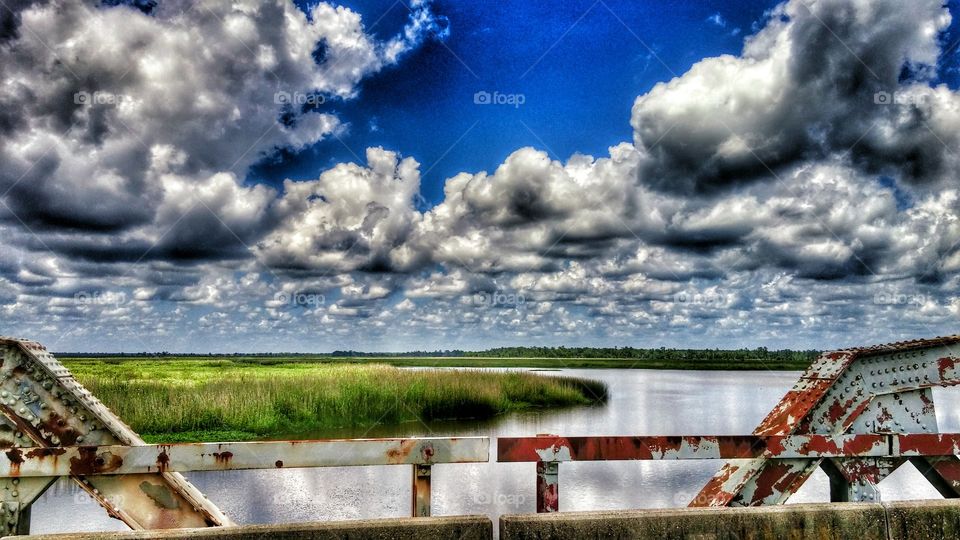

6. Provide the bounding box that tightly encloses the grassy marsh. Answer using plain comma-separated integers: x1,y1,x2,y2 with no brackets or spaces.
65,360,607,442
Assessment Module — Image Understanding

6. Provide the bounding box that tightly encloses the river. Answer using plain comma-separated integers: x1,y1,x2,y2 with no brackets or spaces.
31,368,960,533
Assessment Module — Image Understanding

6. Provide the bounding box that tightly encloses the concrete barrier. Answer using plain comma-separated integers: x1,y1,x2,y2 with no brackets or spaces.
18,499,960,540
6,516,492,540
501,503,889,540
885,499,960,540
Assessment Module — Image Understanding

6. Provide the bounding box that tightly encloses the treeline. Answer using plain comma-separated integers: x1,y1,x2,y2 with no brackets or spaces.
61,347,819,363
470,346,818,363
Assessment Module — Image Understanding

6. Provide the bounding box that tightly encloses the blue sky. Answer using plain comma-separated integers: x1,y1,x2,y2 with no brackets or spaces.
251,0,960,206
251,0,787,203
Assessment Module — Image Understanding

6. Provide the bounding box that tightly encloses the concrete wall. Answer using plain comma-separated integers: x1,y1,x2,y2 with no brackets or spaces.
501,500,960,540
14,499,960,540
6,516,492,540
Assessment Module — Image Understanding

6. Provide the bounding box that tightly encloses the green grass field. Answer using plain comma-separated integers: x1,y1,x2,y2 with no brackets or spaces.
65,359,608,443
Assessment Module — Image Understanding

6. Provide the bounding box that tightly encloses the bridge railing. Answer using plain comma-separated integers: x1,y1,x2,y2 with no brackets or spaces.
1,437,489,523
497,433,960,512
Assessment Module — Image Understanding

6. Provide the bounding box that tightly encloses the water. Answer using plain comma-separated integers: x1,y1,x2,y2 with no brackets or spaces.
30,368,960,533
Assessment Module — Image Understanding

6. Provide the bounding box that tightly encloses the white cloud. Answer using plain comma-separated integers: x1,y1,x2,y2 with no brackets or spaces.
3,0,960,351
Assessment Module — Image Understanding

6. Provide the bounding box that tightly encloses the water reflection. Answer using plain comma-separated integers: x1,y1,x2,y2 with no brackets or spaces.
30,368,960,534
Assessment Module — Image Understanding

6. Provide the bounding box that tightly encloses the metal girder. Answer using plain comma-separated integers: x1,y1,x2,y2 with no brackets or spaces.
0,437,490,477
692,335,960,507
497,435,892,461
0,337,232,533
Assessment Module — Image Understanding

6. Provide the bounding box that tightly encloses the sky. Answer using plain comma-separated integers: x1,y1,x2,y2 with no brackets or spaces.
2,0,960,352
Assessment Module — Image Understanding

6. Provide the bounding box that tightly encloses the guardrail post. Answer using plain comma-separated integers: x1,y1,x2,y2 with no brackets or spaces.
412,464,431,517
536,461,559,513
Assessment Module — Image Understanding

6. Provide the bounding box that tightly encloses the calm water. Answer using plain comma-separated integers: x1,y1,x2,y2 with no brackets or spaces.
31,368,960,534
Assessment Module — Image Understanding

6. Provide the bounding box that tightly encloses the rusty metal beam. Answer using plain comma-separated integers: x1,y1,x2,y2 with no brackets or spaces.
497,434,902,462
0,437,489,478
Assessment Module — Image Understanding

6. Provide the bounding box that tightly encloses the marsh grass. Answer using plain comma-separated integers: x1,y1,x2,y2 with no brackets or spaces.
66,360,607,442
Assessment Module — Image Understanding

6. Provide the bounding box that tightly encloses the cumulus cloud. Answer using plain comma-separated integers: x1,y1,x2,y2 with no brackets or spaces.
631,0,956,194
0,0,442,235
2,0,960,351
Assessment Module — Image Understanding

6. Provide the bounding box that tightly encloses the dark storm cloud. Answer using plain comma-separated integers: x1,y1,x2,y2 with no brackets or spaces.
631,0,955,195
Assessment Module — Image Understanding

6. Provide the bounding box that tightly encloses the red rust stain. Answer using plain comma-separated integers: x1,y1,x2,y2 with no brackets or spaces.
840,400,873,432
69,447,123,475
826,399,847,423
689,463,740,507
212,451,233,465
749,462,800,504
925,457,960,486
536,474,559,512
920,391,936,415
897,434,952,455
800,436,840,456
40,412,80,445
386,440,417,464
837,459,883,483
938,356,959,381
25,447,66,459
419,444,435,463
764,436,786,456
6,447,23,476
156,449,170,472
